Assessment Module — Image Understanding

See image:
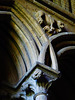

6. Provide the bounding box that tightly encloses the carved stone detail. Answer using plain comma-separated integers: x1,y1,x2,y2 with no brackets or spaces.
35,11,65,36
0,63,60,100
32,68,43,80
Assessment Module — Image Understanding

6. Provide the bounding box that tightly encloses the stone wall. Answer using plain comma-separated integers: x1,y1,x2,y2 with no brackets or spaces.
71,0,75,14
51,0,75,14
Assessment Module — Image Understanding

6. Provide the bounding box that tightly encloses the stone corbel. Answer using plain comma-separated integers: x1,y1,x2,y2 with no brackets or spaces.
35,10,65,36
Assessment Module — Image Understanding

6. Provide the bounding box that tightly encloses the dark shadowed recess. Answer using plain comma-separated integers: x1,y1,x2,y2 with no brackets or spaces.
48,49,75,100
0,0,15,6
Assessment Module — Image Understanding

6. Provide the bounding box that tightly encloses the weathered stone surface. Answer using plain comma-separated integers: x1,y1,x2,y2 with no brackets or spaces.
0,0,75,100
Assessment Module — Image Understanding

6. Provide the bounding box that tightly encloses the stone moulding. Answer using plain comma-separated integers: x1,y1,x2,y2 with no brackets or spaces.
4,62,60,100
29,0,75,24
0,0,75,100
0,0,59,88
0,2,60,99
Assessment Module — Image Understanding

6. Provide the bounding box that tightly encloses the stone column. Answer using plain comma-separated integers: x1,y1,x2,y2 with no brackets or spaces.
61,0,66,9
35,94,47,100
5,63,60,100
65,0,69,11
56,0,61,6
53,0,61,6
71,0,75,14
31,68,59,100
